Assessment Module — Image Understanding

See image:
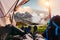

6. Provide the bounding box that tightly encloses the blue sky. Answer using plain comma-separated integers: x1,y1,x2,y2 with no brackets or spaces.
22,0,46,11
22,0,60,16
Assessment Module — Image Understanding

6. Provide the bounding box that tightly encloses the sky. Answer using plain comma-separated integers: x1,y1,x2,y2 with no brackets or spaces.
22,0,47,11
22,0,60,17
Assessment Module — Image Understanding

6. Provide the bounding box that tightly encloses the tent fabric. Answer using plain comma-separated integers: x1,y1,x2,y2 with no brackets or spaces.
0,2,6,26
0,0,29,26
0,0,20,26
0,0,17,14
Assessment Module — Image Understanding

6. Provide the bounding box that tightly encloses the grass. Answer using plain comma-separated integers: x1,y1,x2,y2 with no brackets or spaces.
17,24,47,34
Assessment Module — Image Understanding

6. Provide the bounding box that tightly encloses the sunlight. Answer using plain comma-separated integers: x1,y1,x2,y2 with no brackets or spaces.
38,0,50,7
45,1,50,7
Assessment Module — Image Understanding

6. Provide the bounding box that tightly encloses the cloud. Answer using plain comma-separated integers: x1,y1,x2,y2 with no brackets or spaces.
23,6,33,13
16,6,33,13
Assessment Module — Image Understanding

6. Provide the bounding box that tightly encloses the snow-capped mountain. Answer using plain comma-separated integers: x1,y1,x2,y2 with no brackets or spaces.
14,6,49,25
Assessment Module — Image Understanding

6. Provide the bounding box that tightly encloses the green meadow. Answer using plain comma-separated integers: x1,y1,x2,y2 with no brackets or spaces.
17,22,47,34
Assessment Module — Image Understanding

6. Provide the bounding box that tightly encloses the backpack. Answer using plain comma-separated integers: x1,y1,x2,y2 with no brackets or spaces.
42,15,60,40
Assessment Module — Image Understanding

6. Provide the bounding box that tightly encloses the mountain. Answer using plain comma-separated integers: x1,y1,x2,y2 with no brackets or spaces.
14,6,49,25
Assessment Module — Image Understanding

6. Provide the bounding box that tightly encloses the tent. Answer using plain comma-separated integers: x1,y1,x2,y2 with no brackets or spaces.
0,0,19,26
0,0,29,26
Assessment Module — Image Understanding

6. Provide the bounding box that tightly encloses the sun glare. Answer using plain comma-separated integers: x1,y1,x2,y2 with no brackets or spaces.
45,1,50,6
38,0,50,7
